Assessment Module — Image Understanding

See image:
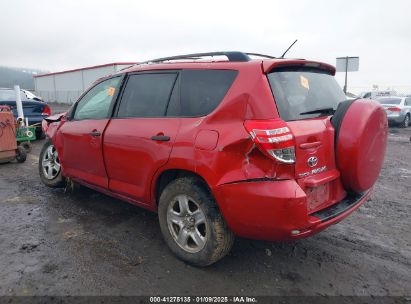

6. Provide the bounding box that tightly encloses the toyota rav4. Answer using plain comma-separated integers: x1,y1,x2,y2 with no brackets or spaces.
39,52,388,266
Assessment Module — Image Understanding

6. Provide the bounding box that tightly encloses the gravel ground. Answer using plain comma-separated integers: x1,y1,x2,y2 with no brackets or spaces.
0,105,410,297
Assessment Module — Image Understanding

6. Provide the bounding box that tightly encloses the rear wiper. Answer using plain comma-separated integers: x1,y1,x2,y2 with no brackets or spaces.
300,107,336,115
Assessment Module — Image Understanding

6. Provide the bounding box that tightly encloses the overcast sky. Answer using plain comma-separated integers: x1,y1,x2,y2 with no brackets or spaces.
1,0,410,90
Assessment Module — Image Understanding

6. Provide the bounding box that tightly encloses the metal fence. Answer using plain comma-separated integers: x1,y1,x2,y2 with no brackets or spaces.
35,90,83,104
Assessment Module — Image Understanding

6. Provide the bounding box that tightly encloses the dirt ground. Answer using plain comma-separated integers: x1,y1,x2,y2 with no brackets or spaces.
0,104,410,297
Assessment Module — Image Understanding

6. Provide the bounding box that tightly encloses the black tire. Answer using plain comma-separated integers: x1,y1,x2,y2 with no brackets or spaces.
36,128,46,140
400,114,410,128
20,141,32,153
330,98,357,145
15,146,27,163
158,177,234,266
38,139,65,188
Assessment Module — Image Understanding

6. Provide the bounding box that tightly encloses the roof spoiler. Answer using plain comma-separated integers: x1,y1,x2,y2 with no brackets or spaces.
262,60,336,75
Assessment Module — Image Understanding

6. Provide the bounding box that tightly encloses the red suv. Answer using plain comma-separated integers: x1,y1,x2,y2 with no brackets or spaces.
39,52,388,266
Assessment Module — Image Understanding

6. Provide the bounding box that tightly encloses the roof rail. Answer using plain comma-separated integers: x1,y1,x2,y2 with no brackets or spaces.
140,51,253,64
246,53,276,59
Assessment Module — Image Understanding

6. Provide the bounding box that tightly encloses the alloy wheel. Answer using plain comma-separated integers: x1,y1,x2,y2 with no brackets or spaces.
42,145,61,180
167,194,207,253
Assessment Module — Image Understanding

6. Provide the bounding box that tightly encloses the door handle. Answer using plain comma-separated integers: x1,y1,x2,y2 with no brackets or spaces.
151,135,170,142
89,131,101,137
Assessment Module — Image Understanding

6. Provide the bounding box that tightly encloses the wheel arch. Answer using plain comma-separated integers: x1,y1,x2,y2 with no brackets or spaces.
153,169,212,207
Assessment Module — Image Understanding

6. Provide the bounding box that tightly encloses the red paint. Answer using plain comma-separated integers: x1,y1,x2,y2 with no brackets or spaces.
103,118,181,204
43,57,387,241
336,100,388,193
58,119,110,188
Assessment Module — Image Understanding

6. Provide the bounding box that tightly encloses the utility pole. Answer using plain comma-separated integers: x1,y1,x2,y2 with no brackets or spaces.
344,56,348,94
336,56,359,95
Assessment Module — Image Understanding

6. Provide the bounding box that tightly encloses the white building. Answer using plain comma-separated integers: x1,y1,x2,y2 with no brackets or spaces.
34,62,136,104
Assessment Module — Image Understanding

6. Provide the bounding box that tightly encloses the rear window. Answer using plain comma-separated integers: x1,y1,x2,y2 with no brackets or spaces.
179,70,237,116
377,98,401,105
267,68,346,121
0,89,30,101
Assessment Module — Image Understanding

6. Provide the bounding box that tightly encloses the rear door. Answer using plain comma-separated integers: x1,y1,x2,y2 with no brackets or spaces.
103,72,180,204
268,67,346,178
58,77,122,188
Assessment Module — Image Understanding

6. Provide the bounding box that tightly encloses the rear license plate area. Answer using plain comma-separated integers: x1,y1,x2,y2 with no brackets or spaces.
306,183,331,212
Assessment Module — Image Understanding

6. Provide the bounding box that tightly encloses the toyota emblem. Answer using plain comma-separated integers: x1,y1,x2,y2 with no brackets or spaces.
307,156,318,167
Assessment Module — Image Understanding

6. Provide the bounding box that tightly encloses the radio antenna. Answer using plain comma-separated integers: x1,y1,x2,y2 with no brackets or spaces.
280,39,298,58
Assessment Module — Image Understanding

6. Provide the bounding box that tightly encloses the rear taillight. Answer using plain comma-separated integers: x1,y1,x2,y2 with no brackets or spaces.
42,105,51,116
244,119,295,164
387,107,401,112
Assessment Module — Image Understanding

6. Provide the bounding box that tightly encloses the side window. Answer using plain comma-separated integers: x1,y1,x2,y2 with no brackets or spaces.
166,74,180,116
406,98,411,106
179,70,238,117
74,77,121,120
117,73,177,118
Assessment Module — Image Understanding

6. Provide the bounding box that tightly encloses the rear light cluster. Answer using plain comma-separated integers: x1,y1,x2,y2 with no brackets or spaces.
244,119,296,164
387,107,401,112
42,105,51,116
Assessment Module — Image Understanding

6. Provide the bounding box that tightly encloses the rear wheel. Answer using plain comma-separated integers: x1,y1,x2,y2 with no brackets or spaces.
36,128,46,140
15,146,26,163
158,177,234,266
401,114,410,128
38,139,65,188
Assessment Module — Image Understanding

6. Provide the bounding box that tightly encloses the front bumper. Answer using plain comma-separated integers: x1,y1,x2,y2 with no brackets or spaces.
213,179,371,241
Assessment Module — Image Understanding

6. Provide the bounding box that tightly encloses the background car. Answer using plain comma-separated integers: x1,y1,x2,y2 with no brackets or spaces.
359,90,399,100
22,89,44,102
0,88,51,138
377,96,411,128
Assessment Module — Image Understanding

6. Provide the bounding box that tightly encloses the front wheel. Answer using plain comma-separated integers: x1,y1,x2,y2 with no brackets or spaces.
38,139,65,188
401,114,410,128
158,177,234,266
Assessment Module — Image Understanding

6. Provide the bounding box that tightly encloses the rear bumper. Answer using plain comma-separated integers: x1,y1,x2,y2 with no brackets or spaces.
387,113,405,124
213,179,371,241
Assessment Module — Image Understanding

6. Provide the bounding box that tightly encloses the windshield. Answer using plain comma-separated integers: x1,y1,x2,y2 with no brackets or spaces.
267,68,346,121
377,98,401,105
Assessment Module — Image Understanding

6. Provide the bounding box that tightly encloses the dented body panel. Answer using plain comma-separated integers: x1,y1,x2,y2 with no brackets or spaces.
41,57,386,242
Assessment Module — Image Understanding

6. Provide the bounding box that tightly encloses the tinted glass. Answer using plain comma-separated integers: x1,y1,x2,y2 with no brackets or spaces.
166,75,180,116
180,70,237,116
118,73,177,118
268,68,347,121
377,98,401,105
74,77,120,120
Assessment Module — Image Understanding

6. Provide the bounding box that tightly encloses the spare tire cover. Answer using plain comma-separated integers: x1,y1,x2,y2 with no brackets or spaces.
332,99,388,193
